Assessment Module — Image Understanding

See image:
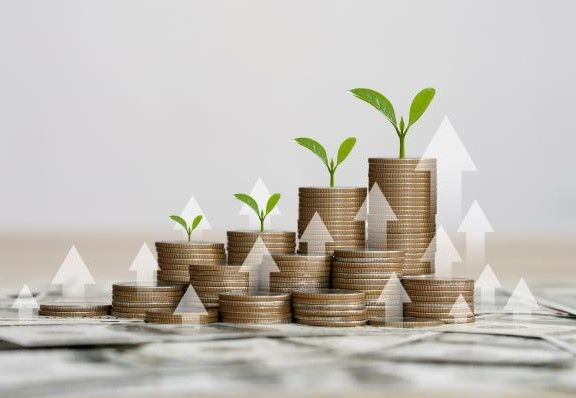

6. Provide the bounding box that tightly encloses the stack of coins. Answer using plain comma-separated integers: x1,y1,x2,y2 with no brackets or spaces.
144,308,218,324
219,291,292,324
189,264,249,307
226,231,296,265
292,289,368,327
38,302,111,318
298,187,367,255
155,241,227,284
331,249,404,321
111,283,186,319
368,158,436,275
270,254,331,292
402,276,475,324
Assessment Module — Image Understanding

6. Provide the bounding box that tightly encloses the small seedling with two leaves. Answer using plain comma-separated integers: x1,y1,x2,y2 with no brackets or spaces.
234,192,281,232
292,137,357,187
170,214,203,242
348,87,435,159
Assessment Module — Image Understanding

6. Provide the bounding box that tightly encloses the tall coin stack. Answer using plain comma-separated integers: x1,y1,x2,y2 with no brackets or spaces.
368,158,436,275
111,283,186,319
402,276,475,324
226,231,296,265
297,187,367,255
270,254,331,292
189,264,249,308
155,241,227,284
331,249,404,321
218,291,292,324
292,289,368,327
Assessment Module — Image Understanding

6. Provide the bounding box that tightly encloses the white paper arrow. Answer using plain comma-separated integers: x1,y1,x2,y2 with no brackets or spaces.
239,237,280,292
377,272,411,322
449,294,474,323
458,201,493,269
503,278,540,323
51,245,95,299
174,195,212,237
421,226,461,277
475,264,501,310
299,212,334,254
419,117,477,233
174,284,208,318
129,243,159,284
355,183,398,250
11,284,39,320
238,178,281,230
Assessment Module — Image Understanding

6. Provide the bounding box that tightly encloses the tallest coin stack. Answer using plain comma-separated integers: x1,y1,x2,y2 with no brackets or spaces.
367,158,436,276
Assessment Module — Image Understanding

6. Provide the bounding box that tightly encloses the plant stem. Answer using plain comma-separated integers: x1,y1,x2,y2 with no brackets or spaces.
187,232,191,242
398,134,406,159
260,218,264,232
329,171,335,188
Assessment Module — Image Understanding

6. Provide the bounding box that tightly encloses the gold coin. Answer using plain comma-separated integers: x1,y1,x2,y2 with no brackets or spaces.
294,308,368,317
111,311,146,319
219,306,291,315
333,249,403,258
221,318,292,325
159,259,224,266
226,230,296,238
112,305,176,313
299,186,367,193
113,282,186,292
292,289,365,301
219,291,291,302
189,264,243,272
295,319,367,327
402,276,474,285
39,303,111,312
368,157,435,164
155,241,225,249
369,317,444,328
39,310,110,317
145,312,218,324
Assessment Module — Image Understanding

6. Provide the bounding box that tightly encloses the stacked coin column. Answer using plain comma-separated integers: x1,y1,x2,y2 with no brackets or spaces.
111,283,186,319
292,290,368,327
189,264,249,308
218,291,292,324
226,231,296,265
331,249,404,321
368,158,436,276
155,241,227,284
297,187,367,255
270,254,331,292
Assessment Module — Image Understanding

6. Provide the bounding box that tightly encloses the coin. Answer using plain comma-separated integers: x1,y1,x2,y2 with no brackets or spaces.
333,249,404,258
299,187,367,194
111,311,146,319
369,317,443,328
295,319,367,327
292,289,365,301
39,303,111,312
145,310,218,324
155,241,225,249
219,290,291,302
220,317,292,325
227,231,296,238
113,282,186,292
39,310,110,317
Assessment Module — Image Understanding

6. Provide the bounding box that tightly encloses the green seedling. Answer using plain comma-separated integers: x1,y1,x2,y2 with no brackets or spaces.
292,137,357,187
234,192,281,232
170,214,203,242
348,87,436,159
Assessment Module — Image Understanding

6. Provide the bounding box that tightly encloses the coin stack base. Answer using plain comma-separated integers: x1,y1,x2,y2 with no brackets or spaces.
292,289,368,327
155,241,227,284
368,158,436,276
144,307,219,324
369,317,444,328
227,231,296,265
111,283,186,319
298,187,367,255
270,254,331,292
219,291,292,324
189,264,249,307
402,276,475,324
38,302,111,318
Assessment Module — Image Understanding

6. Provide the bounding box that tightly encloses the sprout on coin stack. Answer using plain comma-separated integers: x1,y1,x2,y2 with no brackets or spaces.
228,192,296,266
292,136,366,255
348,87,437,275
218,291,292,324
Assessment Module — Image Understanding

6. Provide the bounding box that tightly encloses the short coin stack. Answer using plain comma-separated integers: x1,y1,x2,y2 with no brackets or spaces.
292,289,368,327
111,283,186,319
144,308,218,324
189,264,249,308
298,187,367,255
331,249,404,321
368,158,436,276
226,231,296,265
155,241,227,284
402,276,475,324
270,254,331,292
39,302,111,318
218,291,292,324
370,317,443,328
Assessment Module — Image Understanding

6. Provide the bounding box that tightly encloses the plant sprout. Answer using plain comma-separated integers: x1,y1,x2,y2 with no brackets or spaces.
292,137,357,187
170,214,203,242
234,192,281,232
348,87,436,159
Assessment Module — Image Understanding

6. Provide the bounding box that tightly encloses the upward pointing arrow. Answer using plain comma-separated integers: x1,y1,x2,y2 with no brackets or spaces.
175,284,208,314
458,201,493,269
299,212,334,254
11,284,39,320
238,178,281,230
420,117,477,232
449,294,474,323
51,245,95,299
377,273,411,322
503,278,540,323
129,243,159,284
421,226,462,277
354,183,398,250
239,237,280,292
174,195,212,237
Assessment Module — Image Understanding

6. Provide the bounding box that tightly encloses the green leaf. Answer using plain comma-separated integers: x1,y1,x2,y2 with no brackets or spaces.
265,193,281,216
336,137,357,167
408,88,436,127
348,88,397,129
169,215,188,231
293,137,329,167
191,215,203,231
234,193,259,216
399,117,405,134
